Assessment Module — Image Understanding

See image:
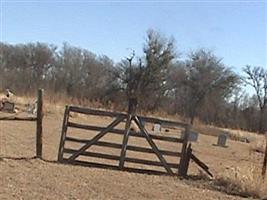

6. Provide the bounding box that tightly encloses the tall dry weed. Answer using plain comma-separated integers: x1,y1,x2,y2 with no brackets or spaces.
214,165,267,198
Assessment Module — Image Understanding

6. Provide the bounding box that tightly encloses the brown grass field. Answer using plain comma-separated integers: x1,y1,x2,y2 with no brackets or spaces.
0,97,266,200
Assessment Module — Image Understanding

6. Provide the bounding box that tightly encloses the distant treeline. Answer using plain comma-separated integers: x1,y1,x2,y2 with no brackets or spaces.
0,30,266,133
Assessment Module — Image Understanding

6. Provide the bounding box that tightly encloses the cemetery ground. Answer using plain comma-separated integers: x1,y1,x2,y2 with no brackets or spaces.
0,101,266,200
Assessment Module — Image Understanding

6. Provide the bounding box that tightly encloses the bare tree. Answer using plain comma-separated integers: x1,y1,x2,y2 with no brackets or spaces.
114,30,176,112
120,50,140,113
183,49,239,125
113,50,145,112
243,65,267,134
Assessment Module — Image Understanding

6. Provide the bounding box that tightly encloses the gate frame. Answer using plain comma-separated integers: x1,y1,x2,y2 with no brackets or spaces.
58,105,192,177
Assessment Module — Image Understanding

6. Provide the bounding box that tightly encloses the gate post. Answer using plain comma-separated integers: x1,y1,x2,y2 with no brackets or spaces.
183,144,192,176
36,89,43,159
178,124,191,177
58,105,70,162
262,132,267,177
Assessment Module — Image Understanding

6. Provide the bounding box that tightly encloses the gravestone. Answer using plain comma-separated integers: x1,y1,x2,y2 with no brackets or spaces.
217,134,227,147
181,131,199,142
188,131,198,142
2,101,15,112
153,123,161,133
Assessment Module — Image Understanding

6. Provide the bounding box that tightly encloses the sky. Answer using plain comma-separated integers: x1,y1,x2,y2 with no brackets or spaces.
0,0,266,75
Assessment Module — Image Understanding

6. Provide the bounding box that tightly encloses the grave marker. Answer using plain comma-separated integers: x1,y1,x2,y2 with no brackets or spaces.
217,134,227,147
153,123,161,133
2,101,15,112
181,131,199,142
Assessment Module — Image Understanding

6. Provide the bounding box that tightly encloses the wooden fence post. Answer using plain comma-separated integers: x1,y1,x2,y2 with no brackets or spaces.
178,124,190,177
183,144,192,176
58,105,70,162
262,132,267,177
36,89,43,159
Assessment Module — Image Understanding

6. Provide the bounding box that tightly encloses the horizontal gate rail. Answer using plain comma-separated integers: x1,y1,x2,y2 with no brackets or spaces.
69,106,126,118
138,116,187,128
65,137,181,157
69,106,187,128
63,148,179,168
61,158,170,176
67,122,184,143
0,116,37,121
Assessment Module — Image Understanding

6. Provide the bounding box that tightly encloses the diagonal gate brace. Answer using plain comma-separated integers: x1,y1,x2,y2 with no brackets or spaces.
191,153,213,178
68,115,125,161
133,116,174,175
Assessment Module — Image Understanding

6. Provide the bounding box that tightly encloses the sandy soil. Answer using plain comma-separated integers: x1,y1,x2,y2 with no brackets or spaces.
0,109,262,200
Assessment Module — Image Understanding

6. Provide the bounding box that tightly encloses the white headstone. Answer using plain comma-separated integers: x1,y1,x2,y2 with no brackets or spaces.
153,123,161,133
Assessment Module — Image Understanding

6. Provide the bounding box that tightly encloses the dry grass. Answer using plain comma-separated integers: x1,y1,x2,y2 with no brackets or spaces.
2,92,266,199
193,124,224,137
3,92,266,155
220,128,264,142
221,128,266,155
213,165,267,198
194,123,265,147
250,139,266,154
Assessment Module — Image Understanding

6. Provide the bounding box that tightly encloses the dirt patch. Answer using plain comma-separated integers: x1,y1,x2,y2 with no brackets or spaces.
1,158,248,200
0,110,263,199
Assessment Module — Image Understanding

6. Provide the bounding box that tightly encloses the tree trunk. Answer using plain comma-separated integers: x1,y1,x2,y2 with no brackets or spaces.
190,116,195,125
128,98,137,115
259,108,265,134
190,109,196,125
189,103,198,125
262,133,267,177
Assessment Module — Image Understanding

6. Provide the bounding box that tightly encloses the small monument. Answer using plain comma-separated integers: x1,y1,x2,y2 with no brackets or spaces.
188,131,198,142
217,134,228,147
1,101,15,113
181,130,199,142
153,123,161,133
